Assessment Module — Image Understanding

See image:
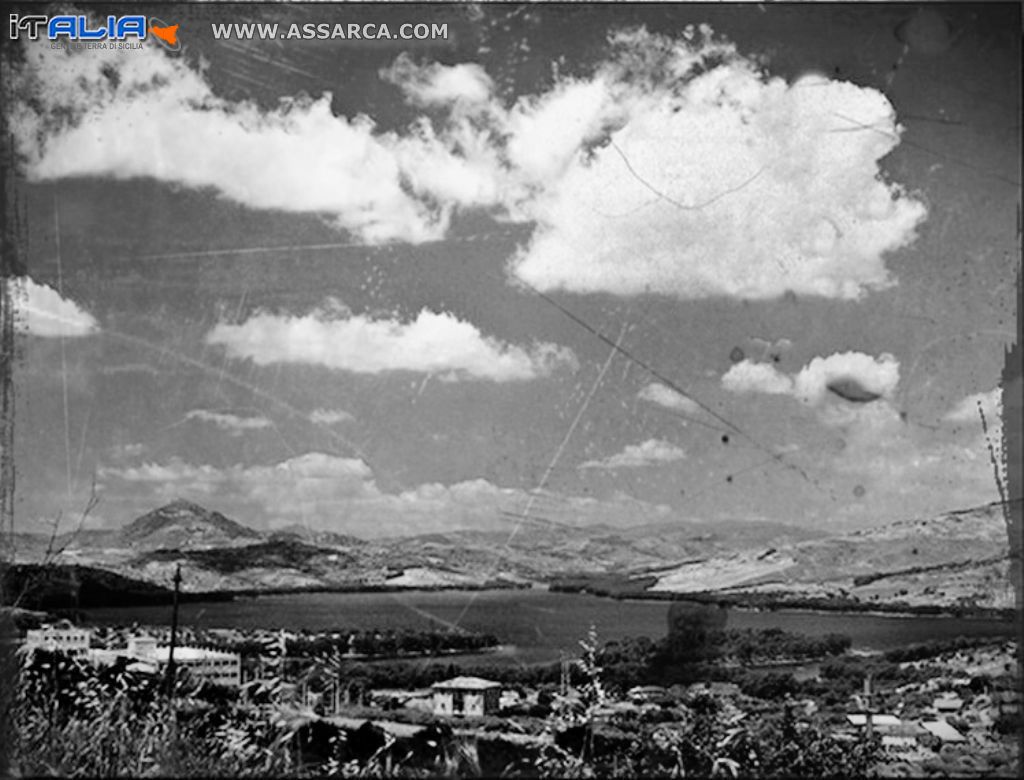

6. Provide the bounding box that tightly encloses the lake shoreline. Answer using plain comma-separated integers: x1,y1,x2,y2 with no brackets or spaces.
74,588,1017,660
77,581,1017,622
228,583,1016,622
546,581,1016,621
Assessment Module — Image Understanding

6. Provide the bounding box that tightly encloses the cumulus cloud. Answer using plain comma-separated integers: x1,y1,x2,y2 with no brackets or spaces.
9,44,447,243
184,410,272,434
507,30,926,300
11,25,925,298
637,382,702,415
382,54,494,108
10,277,98,337
721,361,794,395
944,388,1003,424
309,408,355,426
792,352,900,405
722,351,900,406
205,303,577,382
99,451,673,536
580,438,686,470
101,453,376,520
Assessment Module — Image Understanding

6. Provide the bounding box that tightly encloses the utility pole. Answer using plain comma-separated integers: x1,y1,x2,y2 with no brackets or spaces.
863,673,874,740
166,563,181,697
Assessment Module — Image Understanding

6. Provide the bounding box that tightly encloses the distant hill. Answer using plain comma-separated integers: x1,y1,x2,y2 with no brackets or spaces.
121,499,263,550
0,563,223,610
268,524,366,548
137,540,356,574
7,499,1012,612
647,502,1013,610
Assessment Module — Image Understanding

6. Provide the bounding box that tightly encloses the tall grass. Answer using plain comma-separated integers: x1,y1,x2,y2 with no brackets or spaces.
10,634,884,778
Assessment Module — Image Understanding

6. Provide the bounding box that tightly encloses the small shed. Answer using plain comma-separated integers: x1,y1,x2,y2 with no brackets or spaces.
432,676,501,717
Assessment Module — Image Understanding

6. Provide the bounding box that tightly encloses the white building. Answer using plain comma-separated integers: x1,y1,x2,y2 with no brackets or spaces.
920,720,967,743
154,646,242,687
25,622,91,657
846,713,904,733
432,676,502,717
98,634,242,687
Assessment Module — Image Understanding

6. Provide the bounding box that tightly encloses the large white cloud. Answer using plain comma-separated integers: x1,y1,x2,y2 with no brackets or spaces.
579,438,686,470
10,44,446,243
10,276,98,337
204,303,577,382
722,351,900,406
11,25,925,299
506,28,926,300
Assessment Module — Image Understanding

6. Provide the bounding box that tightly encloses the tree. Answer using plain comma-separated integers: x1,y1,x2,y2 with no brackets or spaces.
665,601,728,663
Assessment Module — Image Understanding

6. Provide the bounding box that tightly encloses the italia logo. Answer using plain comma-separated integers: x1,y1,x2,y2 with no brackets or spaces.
8,14,181,50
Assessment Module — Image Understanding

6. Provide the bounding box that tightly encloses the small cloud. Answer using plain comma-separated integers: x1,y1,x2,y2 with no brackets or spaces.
107,442,146,462
793,352,899,405
580,438,686,470
721,361,794,396
382,54,495,108
944,388,1002,423
205,304,577,382
310,408,355,426
12,277,98,337
184,410,272,435
637,382,702,415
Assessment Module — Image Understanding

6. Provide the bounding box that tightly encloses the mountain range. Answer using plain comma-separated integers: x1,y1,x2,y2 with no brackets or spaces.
5,498,1013,612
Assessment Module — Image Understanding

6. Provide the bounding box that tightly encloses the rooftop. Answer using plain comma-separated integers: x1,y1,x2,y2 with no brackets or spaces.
920,720,967,742
149,646,239,661
432,676,501,691
846,714,901,728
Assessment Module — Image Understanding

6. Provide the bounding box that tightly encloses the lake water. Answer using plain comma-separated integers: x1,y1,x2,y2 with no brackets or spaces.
82,589,1015,665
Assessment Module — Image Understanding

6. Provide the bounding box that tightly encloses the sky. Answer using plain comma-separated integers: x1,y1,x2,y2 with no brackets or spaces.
4,3,1019,540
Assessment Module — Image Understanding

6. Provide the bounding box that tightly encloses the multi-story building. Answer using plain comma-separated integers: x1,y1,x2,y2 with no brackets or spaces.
99,634,242,687
432,676,502,717
24,622,92,657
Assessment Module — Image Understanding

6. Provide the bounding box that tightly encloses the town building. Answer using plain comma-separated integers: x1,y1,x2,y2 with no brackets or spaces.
150,646,242,687
370,688,434,713
846,713,904,734
629,685,669,703
24,622,91,657
89,634,242,687
920,719,967,743
432,676,502,717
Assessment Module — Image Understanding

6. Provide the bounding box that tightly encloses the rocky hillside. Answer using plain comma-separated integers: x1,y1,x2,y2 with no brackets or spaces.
121,499,263,550
8,499,1013,611
648,502,1013,609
